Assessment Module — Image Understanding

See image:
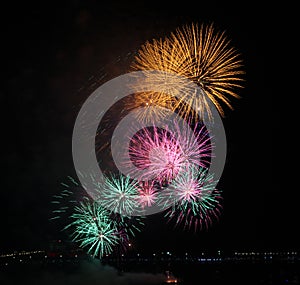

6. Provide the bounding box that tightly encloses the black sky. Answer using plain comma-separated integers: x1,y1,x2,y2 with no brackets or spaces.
2,1,290,253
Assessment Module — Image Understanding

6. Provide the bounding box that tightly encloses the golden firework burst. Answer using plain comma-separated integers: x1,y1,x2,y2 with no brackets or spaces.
131,22,245,119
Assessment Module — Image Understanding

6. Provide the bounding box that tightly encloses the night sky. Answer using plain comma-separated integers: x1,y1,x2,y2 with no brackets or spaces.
2,1,290,254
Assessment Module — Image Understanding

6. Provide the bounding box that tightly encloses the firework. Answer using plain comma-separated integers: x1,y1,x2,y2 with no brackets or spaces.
175,120,213,169
126,119,213,184
65,200,120,258
96,172,141,216
131,22,244,119
51,175,145,258
164,166,223,231
64,198,144,258
112,212,145,239
136,180,159,208
126,92,175,124
49,176,90,222
128,125,183,184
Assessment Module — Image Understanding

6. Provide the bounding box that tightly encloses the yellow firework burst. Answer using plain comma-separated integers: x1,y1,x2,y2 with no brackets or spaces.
131,22,245,118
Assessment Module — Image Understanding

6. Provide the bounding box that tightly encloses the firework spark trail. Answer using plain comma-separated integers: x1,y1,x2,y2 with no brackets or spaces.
51,175,145,258
131,22,245,119
127,125,184,184
53,22,238,251
174,120,213,169
126,119,213,184
65,200,119,258
113,212,145,239
136,180,159,208
50,176,91,222
96,172,141,216
163,166,223,231
126,92,175,124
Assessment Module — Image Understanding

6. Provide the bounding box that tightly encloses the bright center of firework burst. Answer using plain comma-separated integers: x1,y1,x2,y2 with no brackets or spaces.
149,147,169,165
148,146,183,180
177,181,201,202
181,181,200,201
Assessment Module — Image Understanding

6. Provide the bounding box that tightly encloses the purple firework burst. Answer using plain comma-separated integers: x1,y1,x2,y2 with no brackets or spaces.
126,120,213,185
128,125,183,184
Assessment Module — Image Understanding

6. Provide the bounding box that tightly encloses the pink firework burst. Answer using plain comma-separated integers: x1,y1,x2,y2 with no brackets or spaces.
175,120,213,169
128,126,183,184
136,180,159,208
127,121,213,185
163,166,223,232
